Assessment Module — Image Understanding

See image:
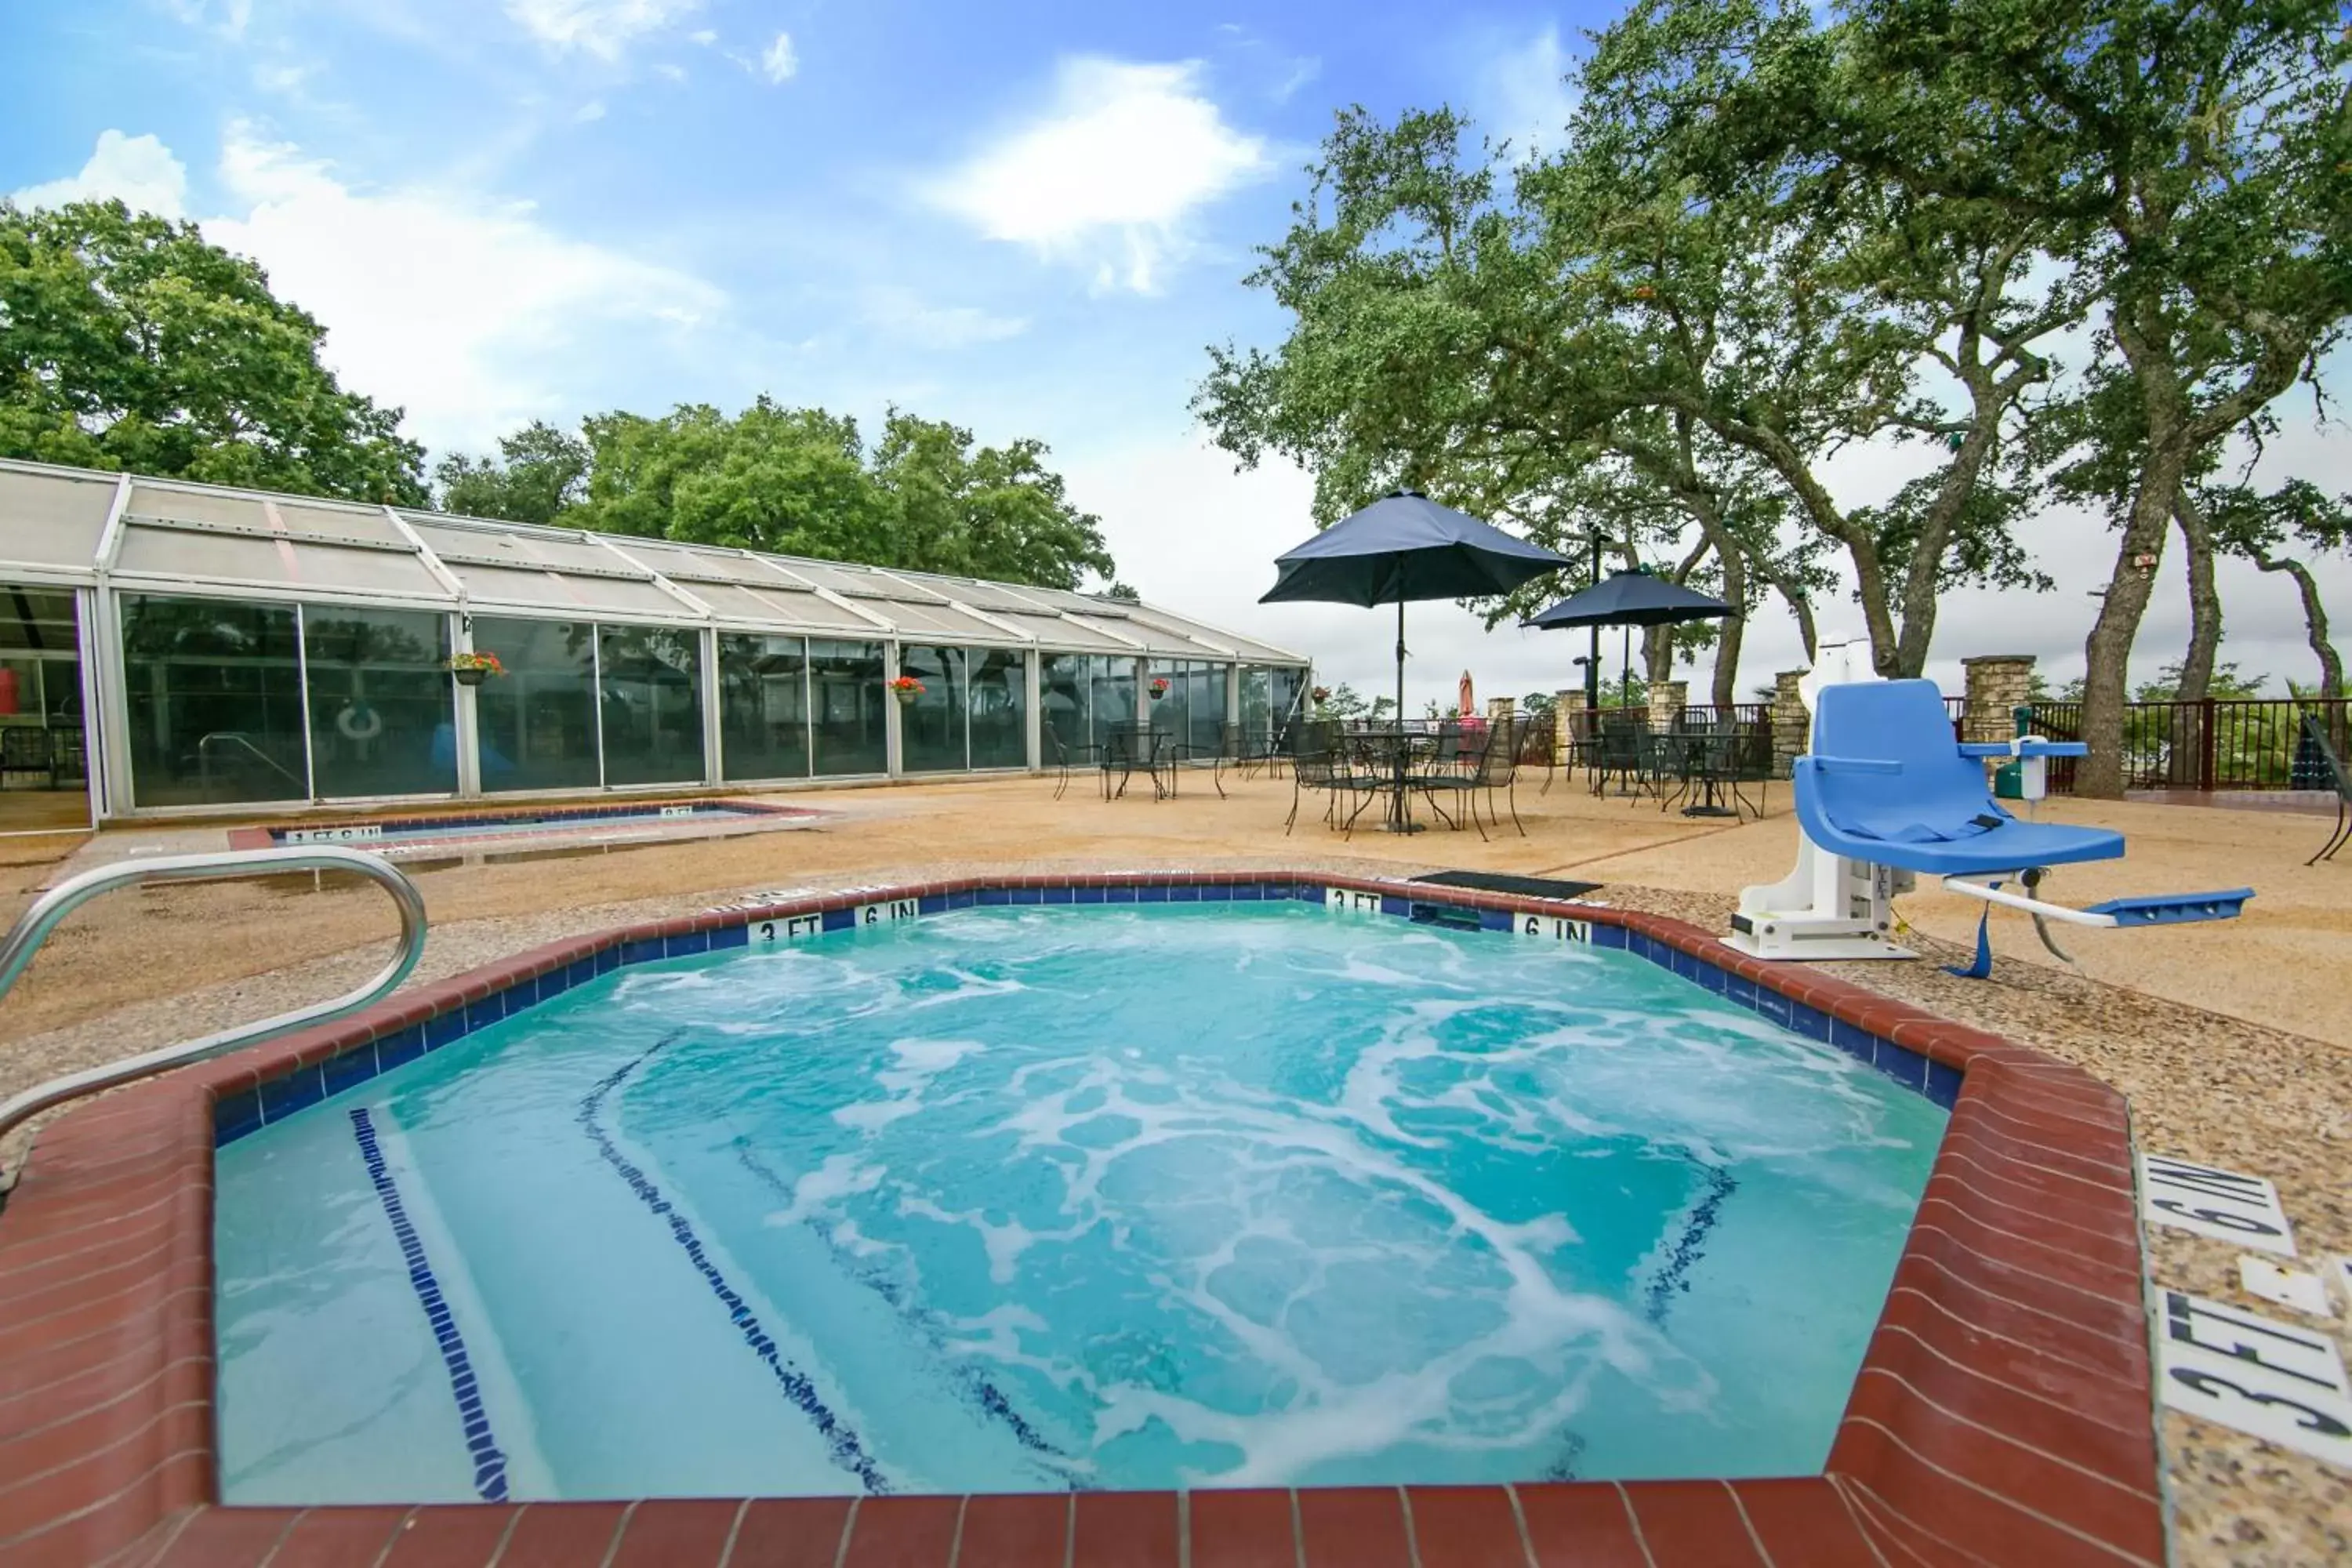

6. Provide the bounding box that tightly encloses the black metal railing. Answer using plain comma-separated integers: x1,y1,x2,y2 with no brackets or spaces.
2027,698,2352,793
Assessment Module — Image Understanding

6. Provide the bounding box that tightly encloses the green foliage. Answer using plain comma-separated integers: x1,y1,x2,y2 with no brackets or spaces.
1199,2,2082,691
0,199,426,502
435,421,589,527
2131,660,2270,703
437,399,1117,591
1316,681,1372,718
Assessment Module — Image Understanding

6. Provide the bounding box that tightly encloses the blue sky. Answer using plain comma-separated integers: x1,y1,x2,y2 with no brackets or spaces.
4,0,2343,703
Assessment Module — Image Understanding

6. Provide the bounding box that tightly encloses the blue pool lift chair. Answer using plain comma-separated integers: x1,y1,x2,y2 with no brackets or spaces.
1727,666,2252,978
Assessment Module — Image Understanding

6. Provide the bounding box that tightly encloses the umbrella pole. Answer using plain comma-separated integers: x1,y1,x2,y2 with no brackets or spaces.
1391,598,1414,831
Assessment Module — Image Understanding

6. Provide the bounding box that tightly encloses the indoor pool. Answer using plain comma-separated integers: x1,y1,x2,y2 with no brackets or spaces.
213,902,1945,1504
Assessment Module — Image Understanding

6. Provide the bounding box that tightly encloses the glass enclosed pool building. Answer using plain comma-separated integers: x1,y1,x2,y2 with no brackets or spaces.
0,459,1309,821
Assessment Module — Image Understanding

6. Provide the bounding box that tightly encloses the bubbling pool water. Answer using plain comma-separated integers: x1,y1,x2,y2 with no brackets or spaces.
215,903,1943,1503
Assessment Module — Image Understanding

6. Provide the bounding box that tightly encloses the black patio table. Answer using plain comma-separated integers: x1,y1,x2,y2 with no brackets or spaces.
1653,728,1741,818
1100,722,1227,801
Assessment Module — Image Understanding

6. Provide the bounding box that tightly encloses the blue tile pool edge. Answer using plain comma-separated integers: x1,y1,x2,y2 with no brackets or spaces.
209,873,1964,1148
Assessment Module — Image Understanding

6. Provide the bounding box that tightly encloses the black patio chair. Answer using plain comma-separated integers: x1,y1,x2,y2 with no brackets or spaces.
1592,713,1652,798
1517,709,1559,797
1287,742,1377,838
1417,716,1527,840
1224,720,1279,780
1099,723,1173,800
2298,713,2351,866
1043,720,1102,801
0,727,52,790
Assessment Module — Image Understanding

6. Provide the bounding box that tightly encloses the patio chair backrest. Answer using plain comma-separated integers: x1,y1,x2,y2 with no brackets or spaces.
1516,710,1556,764
1475,717,1523,785
2300,713,2352,804
1599,712,1644,767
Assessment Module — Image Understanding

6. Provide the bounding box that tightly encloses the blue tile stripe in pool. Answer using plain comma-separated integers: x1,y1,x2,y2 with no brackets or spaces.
212,879,1961,1151
345,1107,510,1503
576,1039,890,1494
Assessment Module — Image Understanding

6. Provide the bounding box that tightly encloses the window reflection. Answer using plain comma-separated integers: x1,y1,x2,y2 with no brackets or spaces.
473,617,597,793
121,594,306,807
304,608,455,799
600,625,705,786
719,633,809,780
810,640,887,775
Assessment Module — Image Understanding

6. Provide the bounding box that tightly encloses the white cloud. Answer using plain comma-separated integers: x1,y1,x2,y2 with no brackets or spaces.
925,57,1272,292
162,0,252,38
253,60,323,97
760,31,797,83
858,289,1028,349
653,62,687,82
574,100,608,122
200,123,723,452
1483,25,1578,162
12,130,189,221
688,27,716,45
504,0,702,60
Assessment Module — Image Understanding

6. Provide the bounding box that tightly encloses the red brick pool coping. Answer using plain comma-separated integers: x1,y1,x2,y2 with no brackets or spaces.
0,871,2163,1567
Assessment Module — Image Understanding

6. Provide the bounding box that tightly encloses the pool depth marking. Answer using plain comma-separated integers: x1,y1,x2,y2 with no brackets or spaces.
346,1108,511,1503
576,1034,891,1494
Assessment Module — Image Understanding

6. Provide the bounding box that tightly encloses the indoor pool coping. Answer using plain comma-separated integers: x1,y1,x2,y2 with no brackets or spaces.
223,795,816,850
0,870,2163,1568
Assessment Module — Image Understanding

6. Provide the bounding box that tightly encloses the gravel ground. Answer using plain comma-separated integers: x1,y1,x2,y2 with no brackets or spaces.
0,777,2345,1564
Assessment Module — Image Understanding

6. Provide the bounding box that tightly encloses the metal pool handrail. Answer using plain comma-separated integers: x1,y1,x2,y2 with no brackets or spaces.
0,847,428,1189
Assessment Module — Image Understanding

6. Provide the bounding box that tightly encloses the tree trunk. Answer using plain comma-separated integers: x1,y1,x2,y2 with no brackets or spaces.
2169,485,2222,790
2255,554,2344,701
1708,528,1748,707
2172,486,2222,703
1891,419,1998,677
2077,456,2183,797
2078,304,2192,800
1773,579,1819,662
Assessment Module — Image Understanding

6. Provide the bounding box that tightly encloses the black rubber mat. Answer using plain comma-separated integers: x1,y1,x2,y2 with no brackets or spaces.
1409,869,1602,900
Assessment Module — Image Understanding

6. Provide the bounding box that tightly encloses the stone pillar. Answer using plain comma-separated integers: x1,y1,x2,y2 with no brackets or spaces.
1554,691,1578,760
1485,695,1515,724
1770,670,1809,777
1961,655,2036,744
1647,679,1687,733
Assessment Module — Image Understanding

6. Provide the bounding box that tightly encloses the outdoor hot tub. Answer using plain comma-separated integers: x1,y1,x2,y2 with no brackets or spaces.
0,874,2164,1566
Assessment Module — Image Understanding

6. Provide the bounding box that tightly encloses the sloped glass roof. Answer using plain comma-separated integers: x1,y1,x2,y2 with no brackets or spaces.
0,459,1308,664
0,466,118,578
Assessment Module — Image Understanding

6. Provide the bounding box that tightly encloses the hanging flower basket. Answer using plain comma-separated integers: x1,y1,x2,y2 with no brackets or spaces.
448,652,504,687
888,675,925,704
1148,677,1171,702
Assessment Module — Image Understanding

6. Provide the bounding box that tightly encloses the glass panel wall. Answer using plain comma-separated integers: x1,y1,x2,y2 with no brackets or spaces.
121,594,306,808
1185,662,1225,757
1145,662,1184,742
600,625,704,786
899,644,968,773
473,616,598,793
1040,652,1088,760
303,607,455,799
718,633,809,780
1268,666,1306,748
0,586,87,819
968,648,1028,768
1240,668,1271,748
810,639,887,775
1089,656,1136,751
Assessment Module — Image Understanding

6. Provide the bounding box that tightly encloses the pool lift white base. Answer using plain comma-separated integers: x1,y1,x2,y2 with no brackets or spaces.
1727,639,1915,962
1721,639,2198,975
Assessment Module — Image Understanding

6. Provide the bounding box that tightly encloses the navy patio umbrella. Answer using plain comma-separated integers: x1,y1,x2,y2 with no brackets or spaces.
1263,491,1570,830
1523,568,1737,710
